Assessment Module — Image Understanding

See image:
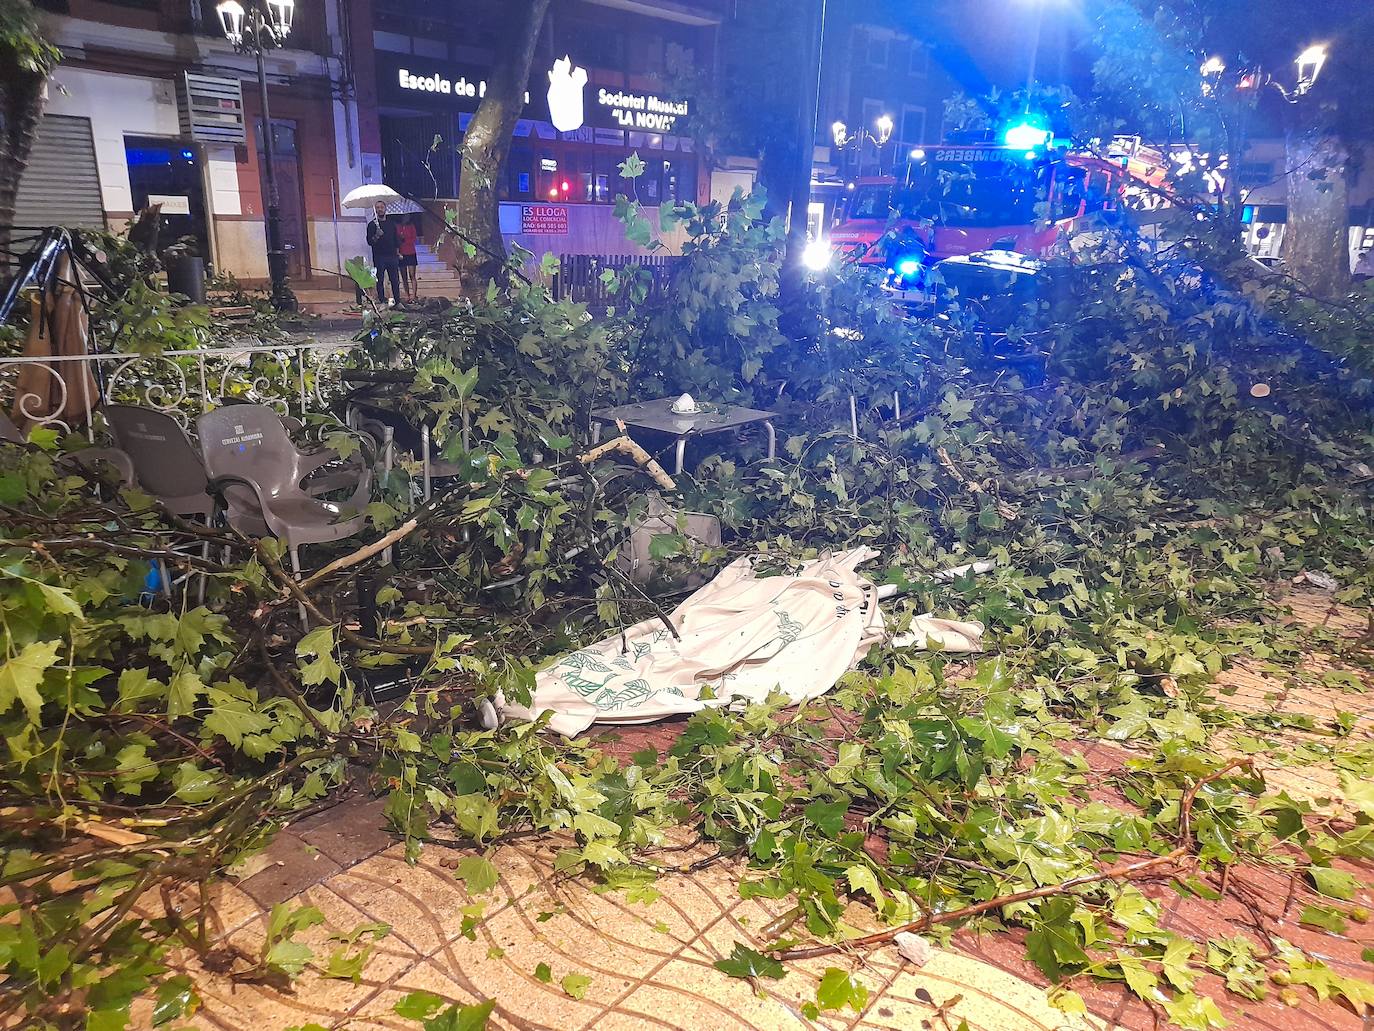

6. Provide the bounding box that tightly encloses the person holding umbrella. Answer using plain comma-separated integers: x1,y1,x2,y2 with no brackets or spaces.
366,200,402,307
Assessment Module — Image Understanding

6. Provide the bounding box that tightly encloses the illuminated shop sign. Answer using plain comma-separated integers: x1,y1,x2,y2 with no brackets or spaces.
375,51,689,133
595,87,689,132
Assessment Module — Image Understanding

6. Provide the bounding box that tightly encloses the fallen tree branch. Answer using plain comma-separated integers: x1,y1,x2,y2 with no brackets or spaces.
772,759,1253,960
581,435,677,491
1009,445,1168,484
299,518,419,589
935,446,1017,520
253,542,445,656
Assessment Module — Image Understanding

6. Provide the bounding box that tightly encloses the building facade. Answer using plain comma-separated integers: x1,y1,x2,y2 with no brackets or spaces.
19,0,376,282
369,0,724,257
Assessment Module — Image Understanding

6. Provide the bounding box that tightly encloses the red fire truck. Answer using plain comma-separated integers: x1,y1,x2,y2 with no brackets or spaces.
829,145,1130,267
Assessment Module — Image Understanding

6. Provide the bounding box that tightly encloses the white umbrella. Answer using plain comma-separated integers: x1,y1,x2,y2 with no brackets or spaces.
340,184,423,215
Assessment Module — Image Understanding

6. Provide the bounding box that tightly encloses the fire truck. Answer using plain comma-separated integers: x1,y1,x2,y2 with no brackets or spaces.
828,144,1132,268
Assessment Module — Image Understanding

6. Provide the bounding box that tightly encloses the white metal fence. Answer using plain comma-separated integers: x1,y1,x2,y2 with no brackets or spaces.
0,337,360,439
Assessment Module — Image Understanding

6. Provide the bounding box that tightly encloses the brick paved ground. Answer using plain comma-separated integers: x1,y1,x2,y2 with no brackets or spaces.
142,589,1373,1031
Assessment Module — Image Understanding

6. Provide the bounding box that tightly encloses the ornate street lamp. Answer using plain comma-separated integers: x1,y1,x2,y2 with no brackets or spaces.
1294,44,1327,93
830,114,895,177
216,0,297,311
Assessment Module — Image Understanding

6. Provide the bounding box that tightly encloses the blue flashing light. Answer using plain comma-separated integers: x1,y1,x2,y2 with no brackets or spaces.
1003,120,1051,151
1241,205,1254,224
181,148,195,160
1023,150,1037,161
894,256,922,277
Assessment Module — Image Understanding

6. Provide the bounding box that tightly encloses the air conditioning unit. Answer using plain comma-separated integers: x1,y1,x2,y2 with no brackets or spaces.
178,72,246,144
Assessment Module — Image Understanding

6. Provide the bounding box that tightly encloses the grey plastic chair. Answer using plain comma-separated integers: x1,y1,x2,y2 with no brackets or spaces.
196,405,371,620
104,405,217,520
104,404,244,604
0,409,135,485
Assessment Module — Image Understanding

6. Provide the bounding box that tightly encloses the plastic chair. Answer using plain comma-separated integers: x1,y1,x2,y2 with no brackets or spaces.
0,409,135,485
104,404,242,604
104,405,218,521
196,404,371,621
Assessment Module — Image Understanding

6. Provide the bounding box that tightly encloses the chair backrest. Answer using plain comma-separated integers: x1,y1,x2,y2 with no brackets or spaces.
196,404,305,505
104,405,213,516
0,410,25,443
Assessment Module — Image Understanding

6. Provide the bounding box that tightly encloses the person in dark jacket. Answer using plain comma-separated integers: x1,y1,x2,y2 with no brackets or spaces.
366,200,402,306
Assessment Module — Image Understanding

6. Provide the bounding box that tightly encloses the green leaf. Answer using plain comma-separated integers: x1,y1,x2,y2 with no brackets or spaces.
424,1000,495,1031
167,667,205,719
1161,991,1229,1030
534,962,553,983
455,855,499,895
394,990,447,1019
648,533,686,561
85,1008,129,1031
264,939,314,976
560,972,592,999
804,798,848,837
171,762,219,803
115,667,165,710
297,626,343,686
815,968,868,1013
0,640,59,722
321,945,372,983
1298,904,1348,934
152,974,199,1026
1308,866,1358,901
618,153,646,179
713,942,784,980
844,864,884,903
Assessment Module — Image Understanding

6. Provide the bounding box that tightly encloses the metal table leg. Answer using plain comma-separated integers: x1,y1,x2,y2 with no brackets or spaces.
674,436,688,475
421,423,432,501
591,422,603,445
763,420,776,461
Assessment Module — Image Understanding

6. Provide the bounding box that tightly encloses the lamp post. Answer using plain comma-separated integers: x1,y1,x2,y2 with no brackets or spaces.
216,0,297,312
832,114,894,178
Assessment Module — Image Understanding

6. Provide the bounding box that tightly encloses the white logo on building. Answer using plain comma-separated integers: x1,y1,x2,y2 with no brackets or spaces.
547,55,588,132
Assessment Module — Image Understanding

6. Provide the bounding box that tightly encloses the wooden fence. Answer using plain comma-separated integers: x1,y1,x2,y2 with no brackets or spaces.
550,254,680,306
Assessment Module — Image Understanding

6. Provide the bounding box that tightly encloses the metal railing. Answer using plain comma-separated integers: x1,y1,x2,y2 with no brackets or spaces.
550,254,679,305
0,337,360,439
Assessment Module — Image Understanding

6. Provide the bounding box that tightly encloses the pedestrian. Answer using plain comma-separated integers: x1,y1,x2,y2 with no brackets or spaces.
366,200,401,307
397,214,419,304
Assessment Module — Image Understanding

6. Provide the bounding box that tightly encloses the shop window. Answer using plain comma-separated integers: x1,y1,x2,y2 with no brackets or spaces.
508,145,533,199
595,128,625,147
536,151,559,200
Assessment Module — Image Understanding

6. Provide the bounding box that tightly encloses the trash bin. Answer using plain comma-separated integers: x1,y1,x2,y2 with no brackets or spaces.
167,255,206,303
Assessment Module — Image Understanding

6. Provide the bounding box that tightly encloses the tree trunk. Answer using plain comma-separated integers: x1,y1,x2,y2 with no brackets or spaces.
1283,131,1350,297
0,52,51,267
454,0,550,292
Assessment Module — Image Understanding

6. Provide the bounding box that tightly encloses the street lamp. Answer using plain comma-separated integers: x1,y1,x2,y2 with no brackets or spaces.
216,0,297,311
1295,44,1327,92
1200,55,1225,95
832,115,895,176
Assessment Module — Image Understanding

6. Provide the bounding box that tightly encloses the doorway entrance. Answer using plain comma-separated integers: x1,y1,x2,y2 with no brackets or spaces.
123,136,211,260
255,118,308,279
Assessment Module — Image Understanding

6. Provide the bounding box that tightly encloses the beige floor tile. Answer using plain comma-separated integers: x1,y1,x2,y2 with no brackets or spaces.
322,850,482,955
605,960,833,1031
866,950,1106,1031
